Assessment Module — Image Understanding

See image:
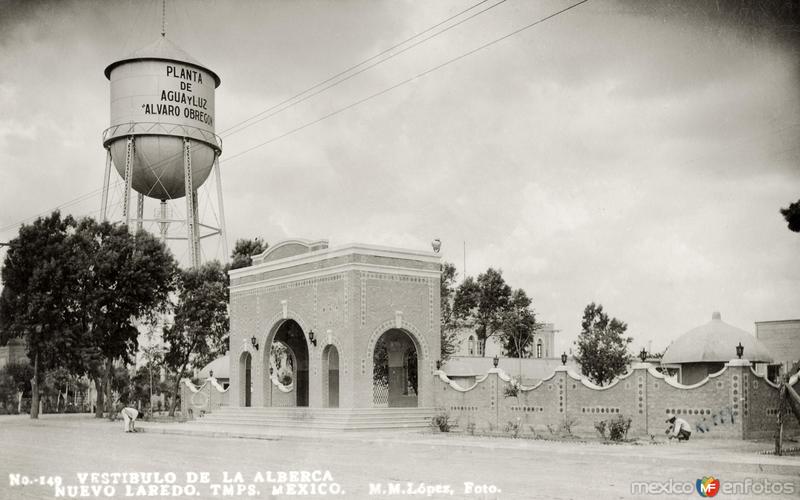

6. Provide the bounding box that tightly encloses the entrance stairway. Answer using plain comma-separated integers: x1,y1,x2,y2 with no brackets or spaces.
191,406,437,432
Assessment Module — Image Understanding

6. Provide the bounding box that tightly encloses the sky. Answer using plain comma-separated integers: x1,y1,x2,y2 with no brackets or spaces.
0,0,798,355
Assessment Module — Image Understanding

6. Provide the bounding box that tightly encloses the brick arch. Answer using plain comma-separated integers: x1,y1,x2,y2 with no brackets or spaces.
317,332,347,374
364,318,431,382
260,310,312,407
366,318,430,363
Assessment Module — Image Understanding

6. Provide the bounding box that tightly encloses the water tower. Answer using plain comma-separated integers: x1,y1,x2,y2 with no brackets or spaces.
100,35,227,268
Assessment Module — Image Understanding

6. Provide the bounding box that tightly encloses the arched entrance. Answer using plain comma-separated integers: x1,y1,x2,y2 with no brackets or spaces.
322,345,340,408
239,352,252,407
373,329,418,407
267,320,309,407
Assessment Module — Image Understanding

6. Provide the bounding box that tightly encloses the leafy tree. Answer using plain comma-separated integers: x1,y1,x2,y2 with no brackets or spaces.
163,261,230,416
67,218,178,417
499,289,539,358
453,268,512,356
780,199,800,232
439,262,460,361
230,237,268,270
0,362,33,414
575,302,632,386
0,211,77,418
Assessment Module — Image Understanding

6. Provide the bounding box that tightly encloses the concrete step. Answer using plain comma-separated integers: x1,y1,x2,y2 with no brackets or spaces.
188,406,437,431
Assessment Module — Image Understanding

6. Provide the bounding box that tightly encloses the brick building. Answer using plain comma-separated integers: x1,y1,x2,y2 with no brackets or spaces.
755,319,800,374
227,239,440,409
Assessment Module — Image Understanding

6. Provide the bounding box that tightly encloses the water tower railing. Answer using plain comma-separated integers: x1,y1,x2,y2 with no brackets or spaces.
102,122,222,152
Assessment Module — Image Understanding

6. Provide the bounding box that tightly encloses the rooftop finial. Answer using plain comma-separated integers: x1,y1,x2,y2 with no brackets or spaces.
161,0,166,37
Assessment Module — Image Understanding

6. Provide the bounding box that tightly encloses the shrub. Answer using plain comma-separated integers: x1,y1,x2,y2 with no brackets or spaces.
594,420,607,440
562,418,576,436
608,415,632,441
503,378,521,399
430,412,453,432
504,418,522,438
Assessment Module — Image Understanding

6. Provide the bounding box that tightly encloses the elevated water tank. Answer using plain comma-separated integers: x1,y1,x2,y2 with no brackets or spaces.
102,37,222,200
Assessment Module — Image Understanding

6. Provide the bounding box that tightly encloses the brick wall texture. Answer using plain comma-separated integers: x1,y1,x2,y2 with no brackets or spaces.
433,362,800,439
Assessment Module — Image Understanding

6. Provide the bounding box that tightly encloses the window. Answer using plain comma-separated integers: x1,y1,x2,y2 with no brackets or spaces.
536,340,543,359
468,336,475,356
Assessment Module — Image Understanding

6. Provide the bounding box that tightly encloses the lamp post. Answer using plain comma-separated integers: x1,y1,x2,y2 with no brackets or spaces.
639,348,648,363
736,342,744,360
561,352,567,365
209,370,214,379
493,355,499,368
436,359,441,370
251,336,259,351
308,330,317,347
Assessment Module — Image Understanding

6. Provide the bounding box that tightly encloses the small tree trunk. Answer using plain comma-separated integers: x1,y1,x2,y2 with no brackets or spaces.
104,358,113,418
17,391,22,414
169,373,182,417
94,377,104,418
30,352,39,419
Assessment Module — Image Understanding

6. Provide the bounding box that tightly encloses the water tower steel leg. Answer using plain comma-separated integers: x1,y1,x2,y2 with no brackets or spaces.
213,156,229,262
159,200,168,243
136,193,144,233
183,138,199,268
122,136,135,227
192,189,201,265
100,148,112,221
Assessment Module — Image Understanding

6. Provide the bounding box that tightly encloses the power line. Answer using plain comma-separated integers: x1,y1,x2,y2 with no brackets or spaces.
0,0,507,236
219,0,501,137
224,0,591,163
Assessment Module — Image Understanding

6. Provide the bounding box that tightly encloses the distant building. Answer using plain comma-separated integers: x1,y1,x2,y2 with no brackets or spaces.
0,338,28,370
662,312,775,384
198,355,230,389
755,319,800,374
453,323,557,358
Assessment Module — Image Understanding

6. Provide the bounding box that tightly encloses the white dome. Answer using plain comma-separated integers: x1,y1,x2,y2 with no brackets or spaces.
662,312,775,364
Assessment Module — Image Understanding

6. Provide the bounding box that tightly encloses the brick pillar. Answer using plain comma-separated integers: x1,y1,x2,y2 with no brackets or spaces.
631,362,650,437
725,359,749,440
554,366,568,426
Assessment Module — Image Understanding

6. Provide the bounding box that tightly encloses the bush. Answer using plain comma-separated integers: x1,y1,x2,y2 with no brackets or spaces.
503,378,521,399
608,415,632,441
430,412,453,432
594,420,607,439
504,418,522,438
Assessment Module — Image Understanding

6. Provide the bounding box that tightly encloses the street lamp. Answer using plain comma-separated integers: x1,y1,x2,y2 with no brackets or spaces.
308,330,317,347
561,352,568,365
209,370,214,378
639,348,648,363
736,342,744,360
251,336,259,351
436,359,442,370
493,355,499,368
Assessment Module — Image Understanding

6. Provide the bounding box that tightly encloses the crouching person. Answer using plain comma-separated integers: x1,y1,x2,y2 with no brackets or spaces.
666,415,691,441
120,406,139,433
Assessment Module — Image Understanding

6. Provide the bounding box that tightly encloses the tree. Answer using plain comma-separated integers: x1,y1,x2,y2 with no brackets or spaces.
67,218,178,417
0,211,77,418
163,261,230,416
0,362,34,414
574,303,632,386
780,199,800,232
453,268,512,356
499,289,539,358
230,237,268,270
439,262,460,361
